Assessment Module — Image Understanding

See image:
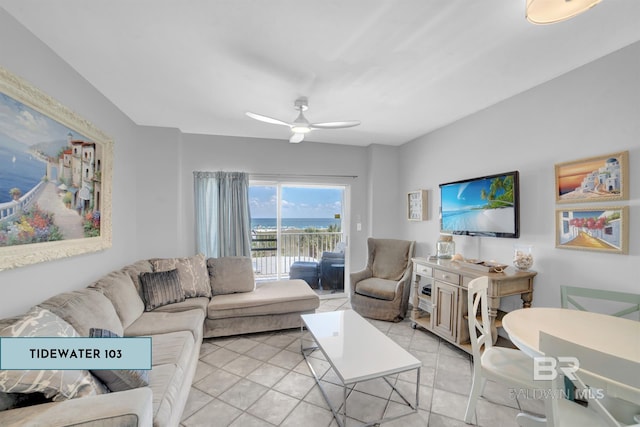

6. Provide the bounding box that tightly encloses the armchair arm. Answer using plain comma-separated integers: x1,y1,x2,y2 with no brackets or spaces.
349,268,372,296
0,388,153,427
393,264,414,302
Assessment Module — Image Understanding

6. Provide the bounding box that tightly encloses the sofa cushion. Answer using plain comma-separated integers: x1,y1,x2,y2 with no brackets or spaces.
152,297,209,314
354,277,398,301
122,259,154,296
151,331,194,367
148,363,186,423
88,269,145,329
208,279,319,319
38,288,123,337
139,269,186,311
207,256,255,295
152,254,211,298
0,307,108,401
124,309,205,342
88,328,150,392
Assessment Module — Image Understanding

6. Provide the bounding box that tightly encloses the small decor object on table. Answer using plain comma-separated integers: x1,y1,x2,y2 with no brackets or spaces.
436,234,455,259
513,245,534,271
407,190,427,221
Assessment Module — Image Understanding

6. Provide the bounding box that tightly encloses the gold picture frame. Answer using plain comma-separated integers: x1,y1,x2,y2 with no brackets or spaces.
555,206,628,254
555,151,628,204
0,66,113,271
407,190,427,221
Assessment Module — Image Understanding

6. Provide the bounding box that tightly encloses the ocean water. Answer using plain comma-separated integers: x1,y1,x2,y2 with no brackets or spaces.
252,218,340,231
442,208,515,233
0,147,47,203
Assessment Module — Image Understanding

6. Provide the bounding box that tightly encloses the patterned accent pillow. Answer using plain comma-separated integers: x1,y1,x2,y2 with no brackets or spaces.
152,254,211,298
0,307,108,401
88,328,149,392
139,269,186,311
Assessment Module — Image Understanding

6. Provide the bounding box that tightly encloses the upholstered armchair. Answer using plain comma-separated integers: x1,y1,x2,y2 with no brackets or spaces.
350,238,416,322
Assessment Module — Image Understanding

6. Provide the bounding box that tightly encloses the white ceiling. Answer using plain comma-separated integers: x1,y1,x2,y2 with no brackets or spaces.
2,1,640,146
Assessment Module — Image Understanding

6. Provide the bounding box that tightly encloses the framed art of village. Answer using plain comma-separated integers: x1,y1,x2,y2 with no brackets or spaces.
0,66,112,271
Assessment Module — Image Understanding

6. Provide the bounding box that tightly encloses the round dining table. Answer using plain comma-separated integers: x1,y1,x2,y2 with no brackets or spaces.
502,307,640,360
502,307,640,410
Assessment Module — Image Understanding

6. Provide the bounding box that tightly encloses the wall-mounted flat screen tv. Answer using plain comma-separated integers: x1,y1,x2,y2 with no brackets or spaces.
439,171,520,238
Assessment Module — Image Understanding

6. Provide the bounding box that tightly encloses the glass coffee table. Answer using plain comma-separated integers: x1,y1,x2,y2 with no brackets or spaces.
301,310,421,427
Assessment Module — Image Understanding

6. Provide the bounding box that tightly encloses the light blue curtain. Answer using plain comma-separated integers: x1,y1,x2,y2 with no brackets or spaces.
194,171,252,258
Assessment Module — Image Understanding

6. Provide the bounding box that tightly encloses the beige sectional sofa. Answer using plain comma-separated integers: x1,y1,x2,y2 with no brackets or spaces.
0,255,319,427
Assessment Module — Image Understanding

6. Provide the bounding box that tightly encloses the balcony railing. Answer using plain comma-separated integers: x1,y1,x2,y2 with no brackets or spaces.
251,231,343,280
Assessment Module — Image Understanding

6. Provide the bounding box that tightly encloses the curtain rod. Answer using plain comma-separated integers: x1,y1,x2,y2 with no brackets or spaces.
249,173,358,179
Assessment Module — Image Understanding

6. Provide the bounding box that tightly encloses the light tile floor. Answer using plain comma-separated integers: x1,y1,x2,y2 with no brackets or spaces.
181,297,544,426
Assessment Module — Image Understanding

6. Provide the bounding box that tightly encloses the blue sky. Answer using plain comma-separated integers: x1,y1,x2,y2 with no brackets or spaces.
0,93,85,146
249,185,343,218
441,179,495,212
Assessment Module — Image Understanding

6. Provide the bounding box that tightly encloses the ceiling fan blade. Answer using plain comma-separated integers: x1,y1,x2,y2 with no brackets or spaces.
246,112,291,127
289,133,305,143
310,120,361,129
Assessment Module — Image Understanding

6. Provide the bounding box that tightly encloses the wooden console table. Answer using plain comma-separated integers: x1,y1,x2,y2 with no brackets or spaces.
410,257,536,354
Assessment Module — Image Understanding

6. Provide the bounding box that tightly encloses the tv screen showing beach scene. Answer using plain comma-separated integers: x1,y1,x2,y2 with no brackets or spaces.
439,171,519,238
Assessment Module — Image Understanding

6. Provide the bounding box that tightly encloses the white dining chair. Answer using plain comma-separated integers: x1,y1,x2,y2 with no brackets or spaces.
515,332,640,427
464,276,537,424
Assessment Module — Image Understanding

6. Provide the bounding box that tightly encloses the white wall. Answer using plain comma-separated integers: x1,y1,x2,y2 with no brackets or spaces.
366,144,403,238
399,41,640,309
134,126,183,258
0,9,141,316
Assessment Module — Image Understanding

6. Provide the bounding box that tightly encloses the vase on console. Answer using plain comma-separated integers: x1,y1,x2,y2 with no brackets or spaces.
513,244,533,271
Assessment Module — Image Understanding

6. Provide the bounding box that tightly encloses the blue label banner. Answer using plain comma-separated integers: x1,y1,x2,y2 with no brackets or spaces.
0,337,152,370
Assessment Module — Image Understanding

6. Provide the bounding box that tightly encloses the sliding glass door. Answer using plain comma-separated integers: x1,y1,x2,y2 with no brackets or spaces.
249,182,348,296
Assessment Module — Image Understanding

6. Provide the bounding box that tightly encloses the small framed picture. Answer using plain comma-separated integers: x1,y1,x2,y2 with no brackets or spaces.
407,190,427,221
556,206,628,254
555,151,628,204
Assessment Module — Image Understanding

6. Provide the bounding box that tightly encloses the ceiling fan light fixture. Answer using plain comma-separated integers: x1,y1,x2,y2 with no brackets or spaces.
526,0,601,24
246,96,360,144
290,125,311,134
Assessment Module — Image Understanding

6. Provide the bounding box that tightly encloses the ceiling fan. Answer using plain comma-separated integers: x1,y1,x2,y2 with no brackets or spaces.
246,97,360,143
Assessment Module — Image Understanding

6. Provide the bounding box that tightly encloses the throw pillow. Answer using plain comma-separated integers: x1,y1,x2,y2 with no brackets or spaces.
0,307,108,401
88,328,149,392
152,254,211,298
207,256,256,295
0,391,51,411
139,269,186,311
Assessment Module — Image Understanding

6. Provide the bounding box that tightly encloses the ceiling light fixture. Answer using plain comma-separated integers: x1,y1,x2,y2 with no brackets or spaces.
526,0,601,24
246,97,360,144
290,112,312,134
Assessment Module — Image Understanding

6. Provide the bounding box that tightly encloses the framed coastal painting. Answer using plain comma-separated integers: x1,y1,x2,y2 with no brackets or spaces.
0,66,112,271
555,151,628,204
556,206,628,254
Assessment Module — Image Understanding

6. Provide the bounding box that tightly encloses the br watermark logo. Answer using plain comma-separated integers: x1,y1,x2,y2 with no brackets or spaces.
533,356,578,381
510,356,604,401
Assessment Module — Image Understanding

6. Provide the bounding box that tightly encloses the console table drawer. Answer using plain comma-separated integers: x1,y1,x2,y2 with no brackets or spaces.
462,276,474,288
434,269,460,285
415,263,432,277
